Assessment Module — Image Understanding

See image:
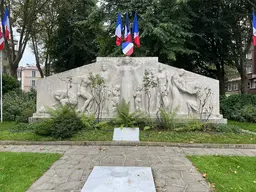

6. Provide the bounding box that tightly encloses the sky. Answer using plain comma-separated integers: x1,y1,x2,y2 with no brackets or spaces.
20,46,35,66
13,27,36,66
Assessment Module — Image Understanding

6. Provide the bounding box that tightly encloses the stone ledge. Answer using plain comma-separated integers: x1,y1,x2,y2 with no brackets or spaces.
1,140,256,149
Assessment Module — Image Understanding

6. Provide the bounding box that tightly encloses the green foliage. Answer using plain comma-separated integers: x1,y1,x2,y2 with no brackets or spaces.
88,73,105,88
114,99,147,127
49,106,85,139
228,120,256,132
81,113,96,130
157,107,178,130
34,106,85,139
2,74,20,95
49,0,99,73
94,121,112,130
174,121,203,132
220,94,256,122
214,124,241,133
3,90,36,122
98,0,194,62
34,120,54,136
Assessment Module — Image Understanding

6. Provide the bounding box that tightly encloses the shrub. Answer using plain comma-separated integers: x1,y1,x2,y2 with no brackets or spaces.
214,124,241,133
220,94,256,122
2,74,20,95
240,105,256,123
3,90,36,122
156,107,178,130
49,106,85,139
94,121,112,130
81,114,96,130
34,119,54,136
174,121,203,132
114,98,147,127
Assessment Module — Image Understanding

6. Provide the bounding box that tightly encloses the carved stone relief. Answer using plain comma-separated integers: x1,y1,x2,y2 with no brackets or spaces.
32,57,225,122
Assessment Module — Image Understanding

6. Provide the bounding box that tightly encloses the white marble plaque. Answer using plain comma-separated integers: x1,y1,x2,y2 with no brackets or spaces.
113,128,139,141
81,166,156,192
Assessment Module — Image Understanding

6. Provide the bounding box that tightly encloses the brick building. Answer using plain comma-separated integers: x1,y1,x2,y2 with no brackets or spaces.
226,46,256,95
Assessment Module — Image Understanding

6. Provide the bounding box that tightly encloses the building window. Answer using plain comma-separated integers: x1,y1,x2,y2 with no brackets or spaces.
248,82,251,89
32,71,36,77
233,83,238,91
31,80,36,87
228,83,232,91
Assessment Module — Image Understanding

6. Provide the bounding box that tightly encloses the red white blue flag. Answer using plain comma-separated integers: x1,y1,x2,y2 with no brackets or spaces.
3,7,11,41
253,11,256,46
133,13,140,47
122,42,134,56
0,24,4,51
124,12,132,42
115,13,122,46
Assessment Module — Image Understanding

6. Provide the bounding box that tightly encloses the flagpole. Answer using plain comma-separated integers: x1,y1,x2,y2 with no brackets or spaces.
0,50,2,122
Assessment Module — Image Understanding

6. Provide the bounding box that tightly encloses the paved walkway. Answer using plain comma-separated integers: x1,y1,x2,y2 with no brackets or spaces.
1,145,256,192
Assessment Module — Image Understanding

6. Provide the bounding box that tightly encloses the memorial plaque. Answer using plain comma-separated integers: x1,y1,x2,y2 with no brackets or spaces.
113,128,139,141
81,166,156,192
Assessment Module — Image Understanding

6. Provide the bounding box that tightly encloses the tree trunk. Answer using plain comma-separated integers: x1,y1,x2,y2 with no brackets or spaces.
32,36,44,78
236,58,248,94
216,61,226,96
240,58,248,94
44,52,50,76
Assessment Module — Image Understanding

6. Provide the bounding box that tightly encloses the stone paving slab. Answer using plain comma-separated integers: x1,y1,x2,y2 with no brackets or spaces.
1,145,256,192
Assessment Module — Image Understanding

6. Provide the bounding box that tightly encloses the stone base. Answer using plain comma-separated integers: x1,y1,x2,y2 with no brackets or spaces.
81,166,156,192
29,113,227,124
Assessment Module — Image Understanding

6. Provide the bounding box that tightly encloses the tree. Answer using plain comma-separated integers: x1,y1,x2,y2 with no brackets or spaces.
226,0,253,94
2,73,19,94
174,0,254,95
97,0,194,64
30,0,59,77
48,0,100,73
0,0,49,78
176,0,233,95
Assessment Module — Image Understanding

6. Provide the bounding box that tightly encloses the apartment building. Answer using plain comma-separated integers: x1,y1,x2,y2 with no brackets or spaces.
226,46,256,95
17,65,42,92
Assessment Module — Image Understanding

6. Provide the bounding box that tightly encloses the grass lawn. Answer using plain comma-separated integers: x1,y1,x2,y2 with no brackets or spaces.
2,121,256,144
0,152,61,192
188,156,256,192
0,122,53,141
229,120,256,132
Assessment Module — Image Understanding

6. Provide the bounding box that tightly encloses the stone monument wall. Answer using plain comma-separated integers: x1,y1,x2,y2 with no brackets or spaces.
31,57,226,123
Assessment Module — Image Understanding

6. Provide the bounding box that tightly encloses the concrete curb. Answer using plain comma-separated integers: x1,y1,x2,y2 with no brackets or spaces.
1,140,256,149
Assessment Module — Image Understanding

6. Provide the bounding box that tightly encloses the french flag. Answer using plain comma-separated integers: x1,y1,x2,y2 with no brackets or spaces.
115,13,122,46
253,11,256,46
0,25,4,51
124,12,132,42
3,7,11,41
133,13,140,47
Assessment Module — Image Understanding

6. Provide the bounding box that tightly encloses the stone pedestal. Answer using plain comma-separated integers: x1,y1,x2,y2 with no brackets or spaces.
81,166,156,192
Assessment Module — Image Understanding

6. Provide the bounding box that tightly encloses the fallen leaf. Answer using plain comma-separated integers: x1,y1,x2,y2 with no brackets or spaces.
210,183,215,191
202,173,207,178
99,147,106,151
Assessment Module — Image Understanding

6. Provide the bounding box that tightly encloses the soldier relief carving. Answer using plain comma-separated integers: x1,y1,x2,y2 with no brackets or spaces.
53,57,213,118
